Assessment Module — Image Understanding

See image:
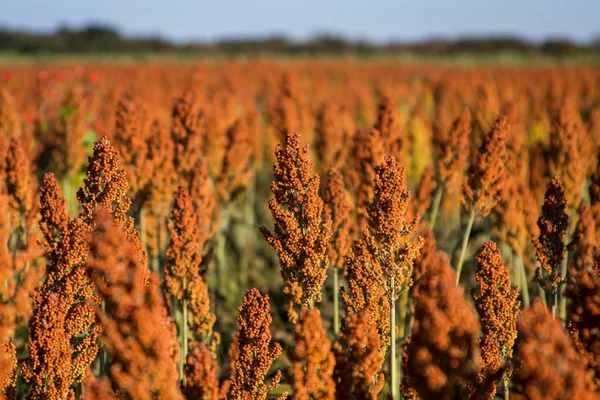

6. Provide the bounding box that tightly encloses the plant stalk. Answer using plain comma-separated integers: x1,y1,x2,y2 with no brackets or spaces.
429,185,444,231
517,255,530,307
456,208,476,285
558,250,568,324
333,267,340,336
390,276,397,400
180,276,188,383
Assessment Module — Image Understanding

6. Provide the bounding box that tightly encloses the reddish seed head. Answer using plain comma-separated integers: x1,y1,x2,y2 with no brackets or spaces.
463,115,509,217
260,132,331,322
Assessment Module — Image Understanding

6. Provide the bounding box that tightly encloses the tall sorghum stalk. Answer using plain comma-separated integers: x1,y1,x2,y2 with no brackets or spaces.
401,252,481,399
565,245,600,389
77,136,149,376
343,156,423,400
470,242,520,399
459,115,508,284
260,132,331,322
532,177,569,318
346,127,385,232
513,300,594,399
86,209,182,399
494,176,539,308
23,201,97,397
323,167,351,336
165,187,215,380
431,108,471,230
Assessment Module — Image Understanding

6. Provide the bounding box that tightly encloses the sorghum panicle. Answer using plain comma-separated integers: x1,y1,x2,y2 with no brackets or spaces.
463,115,509,217
333,310,384,400
217,118,253,204
513,300,595,399
401,253,481,399
435,108,472,193
77,137,148,275
87,209,182,400
226,288,286,400
260,132,332,322
323,166,351,270
532,176,569,296
346,127,385,231
565,250,600,389
546,99,587,210
39,173,70,251
469,241,520,399
292,309,335,400
183,342,220,400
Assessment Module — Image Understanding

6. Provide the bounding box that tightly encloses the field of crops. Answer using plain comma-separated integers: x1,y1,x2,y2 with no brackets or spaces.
0,61,598,399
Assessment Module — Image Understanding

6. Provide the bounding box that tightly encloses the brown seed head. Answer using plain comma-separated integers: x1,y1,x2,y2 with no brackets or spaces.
227,288,286,400
513,300,595,400
565,250,600,389
463,115,508,217
532,176,569,291
260,132,331,322
346,127,385,231
218,118,254,204
292,309,335,400
39,173,70,252
470,241,520,398
184,342,220,400
333,310,384,400
77,137,148,276
546,99,588,210
323,166,351,269
435,108,471,194
401,253,481,399
87,209,182,400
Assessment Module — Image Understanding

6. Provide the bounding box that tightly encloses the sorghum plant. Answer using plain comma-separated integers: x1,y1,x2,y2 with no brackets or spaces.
86,209,182,400
532,176,569,317
401,252,481,400
512,300,594,399
292,309,335,400
77,137,147,274
431,108,471,228
260,132,331,322
458,115,508,283
183,342,220,400
469,241,520,399
226,288,286,400
165,186,215,377
343,155,423,398
565,249,600,389
323,167,351,335
333,310,384,400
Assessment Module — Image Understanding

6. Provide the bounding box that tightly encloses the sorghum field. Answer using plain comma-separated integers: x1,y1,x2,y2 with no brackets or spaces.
0,61,598,400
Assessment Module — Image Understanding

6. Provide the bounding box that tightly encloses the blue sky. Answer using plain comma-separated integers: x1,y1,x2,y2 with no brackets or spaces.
2,0,599,42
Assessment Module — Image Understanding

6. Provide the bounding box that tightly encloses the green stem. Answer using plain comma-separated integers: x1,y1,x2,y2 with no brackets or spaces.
139,206,146,248
398,290,408,340
455,208,476,285
390,277,397,400
517,255,530,308
181,276,189,384
333,267,340,336
216,231,226,296
559,250,568,324
429,185,444,231
538,285,547,307
99,300,107,378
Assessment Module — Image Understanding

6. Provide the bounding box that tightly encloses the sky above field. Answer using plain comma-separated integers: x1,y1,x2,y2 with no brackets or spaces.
2,0,599,42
